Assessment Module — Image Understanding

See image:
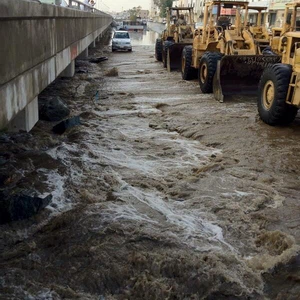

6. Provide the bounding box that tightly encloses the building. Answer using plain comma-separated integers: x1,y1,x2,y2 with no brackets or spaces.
150,0,159,19
247,1,270,26
194,0,205,18
191,0,271,25
173,0,192,6
139,9,149,19
268,0,291,26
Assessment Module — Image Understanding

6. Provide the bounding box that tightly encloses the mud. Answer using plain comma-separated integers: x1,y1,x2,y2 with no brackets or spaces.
0,29,300,299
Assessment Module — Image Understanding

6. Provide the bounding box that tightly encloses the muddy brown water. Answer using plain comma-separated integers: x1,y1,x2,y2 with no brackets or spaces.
0,29,300,299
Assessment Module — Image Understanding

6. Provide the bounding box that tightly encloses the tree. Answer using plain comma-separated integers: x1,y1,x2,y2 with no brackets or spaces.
154,0,173,18
128,6,142,21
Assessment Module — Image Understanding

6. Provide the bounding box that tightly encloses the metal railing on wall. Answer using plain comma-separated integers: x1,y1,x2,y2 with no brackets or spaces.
66,0,97,13
41,0,103,14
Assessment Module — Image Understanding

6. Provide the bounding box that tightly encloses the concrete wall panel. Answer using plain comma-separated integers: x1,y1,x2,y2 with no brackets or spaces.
0,20,32,85
31,19,56,69
0,0,112,130
56,47,71,76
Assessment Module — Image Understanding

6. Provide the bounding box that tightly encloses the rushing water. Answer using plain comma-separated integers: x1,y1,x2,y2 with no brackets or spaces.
1,28,300,299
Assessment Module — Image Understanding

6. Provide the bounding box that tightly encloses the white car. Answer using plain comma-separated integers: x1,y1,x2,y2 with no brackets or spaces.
112,31,132,52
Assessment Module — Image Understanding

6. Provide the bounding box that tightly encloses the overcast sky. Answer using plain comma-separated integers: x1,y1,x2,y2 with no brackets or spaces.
98,0,150,12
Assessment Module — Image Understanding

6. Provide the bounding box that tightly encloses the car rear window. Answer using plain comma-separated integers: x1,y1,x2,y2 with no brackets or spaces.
114,32,129,39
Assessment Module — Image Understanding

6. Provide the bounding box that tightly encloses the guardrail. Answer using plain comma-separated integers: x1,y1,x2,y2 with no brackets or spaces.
67,0,96,12
47,0,99,13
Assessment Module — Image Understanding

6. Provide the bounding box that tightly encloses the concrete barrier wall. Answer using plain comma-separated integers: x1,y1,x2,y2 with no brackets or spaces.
0,0,112,130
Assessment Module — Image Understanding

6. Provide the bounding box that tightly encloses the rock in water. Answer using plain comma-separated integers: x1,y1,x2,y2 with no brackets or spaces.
39,96,70,121
0,191,52,224
89,57,108,63
52,116,81,134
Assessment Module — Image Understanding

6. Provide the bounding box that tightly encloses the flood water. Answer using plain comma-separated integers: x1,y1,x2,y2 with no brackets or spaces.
118,23,164,46
129,30,159,46
1,28,300,299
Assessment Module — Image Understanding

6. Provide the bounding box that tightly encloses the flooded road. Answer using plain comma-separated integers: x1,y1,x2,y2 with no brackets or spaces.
1,28,300,299
129,30,160,46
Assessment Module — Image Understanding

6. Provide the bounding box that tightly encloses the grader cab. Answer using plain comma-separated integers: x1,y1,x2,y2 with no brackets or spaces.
154,6,195,71
247,6,270,52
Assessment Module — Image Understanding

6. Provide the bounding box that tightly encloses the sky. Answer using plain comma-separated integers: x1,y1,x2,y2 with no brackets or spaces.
97,0,150,12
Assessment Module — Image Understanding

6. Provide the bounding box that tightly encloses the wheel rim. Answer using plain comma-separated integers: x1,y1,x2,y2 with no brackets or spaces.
263,80,275,110
200,63,207,84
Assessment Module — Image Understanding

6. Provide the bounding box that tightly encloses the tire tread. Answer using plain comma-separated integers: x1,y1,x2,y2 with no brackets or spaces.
182,46,196,80
257,63,298,125
199,52,222,93
155,38,163,62
163,41,174,68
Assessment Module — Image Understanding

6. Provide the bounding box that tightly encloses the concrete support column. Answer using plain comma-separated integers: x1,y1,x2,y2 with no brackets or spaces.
89,40,96,48
77,48,89,59
60,60,75,77
8,97,39,132
96,35,100,42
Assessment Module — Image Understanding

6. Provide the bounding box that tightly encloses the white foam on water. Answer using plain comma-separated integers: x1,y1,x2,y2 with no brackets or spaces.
97,202,159,225
81,117,222,179
38,168,70,212
87,135,220,179
74,104,237,252
222,190,254,199
94,107,160,117
86,167,235,253
34,91,235,254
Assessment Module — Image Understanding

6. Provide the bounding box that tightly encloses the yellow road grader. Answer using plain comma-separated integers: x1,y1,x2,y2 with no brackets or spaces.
212,2,300,125
212,2,281,102
257,2,300,125
181,0,225,81
155,6,195,71
181,0,268,90
247,6,270,52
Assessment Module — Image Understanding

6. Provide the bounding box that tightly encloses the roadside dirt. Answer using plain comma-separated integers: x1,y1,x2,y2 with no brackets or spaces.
0,31,300,299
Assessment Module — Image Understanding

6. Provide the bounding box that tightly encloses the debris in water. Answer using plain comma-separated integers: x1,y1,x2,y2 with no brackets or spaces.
76,68,88,74
104,67,119,77
89,57,108,63
52,116,81,134
0,191,52,224
39,96,70,122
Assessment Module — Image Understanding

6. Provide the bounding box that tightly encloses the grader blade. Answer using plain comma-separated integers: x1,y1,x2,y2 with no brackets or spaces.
213,55,281,102
168,43,191,72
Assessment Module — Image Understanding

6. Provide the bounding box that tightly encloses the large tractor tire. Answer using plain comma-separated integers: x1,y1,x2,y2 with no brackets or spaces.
155,38,163,62
257,63,298,125
181,46,196,80
162,41,173,68
199,52,222,93
167,49,172,72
